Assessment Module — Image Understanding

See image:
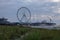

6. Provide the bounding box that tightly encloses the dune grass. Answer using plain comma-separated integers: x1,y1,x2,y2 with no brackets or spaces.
23,28,60,40
0,25,31,40
0,25,60,40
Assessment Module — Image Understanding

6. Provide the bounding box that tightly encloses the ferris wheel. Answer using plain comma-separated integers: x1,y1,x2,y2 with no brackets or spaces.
17,7,31,23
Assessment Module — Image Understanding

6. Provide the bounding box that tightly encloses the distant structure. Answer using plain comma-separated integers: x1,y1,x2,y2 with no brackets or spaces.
40,20,56,26
0,17,10,25
0,17,20,25
29,19,56,26
0,17,56,26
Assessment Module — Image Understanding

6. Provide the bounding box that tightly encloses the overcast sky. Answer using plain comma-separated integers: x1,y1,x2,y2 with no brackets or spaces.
0,0,60,24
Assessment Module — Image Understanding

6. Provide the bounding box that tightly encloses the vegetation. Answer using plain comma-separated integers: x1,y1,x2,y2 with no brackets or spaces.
0,25,31,40
23,28,60,40
0,25,60,40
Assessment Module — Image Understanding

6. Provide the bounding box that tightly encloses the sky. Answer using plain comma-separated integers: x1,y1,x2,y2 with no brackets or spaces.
0,0,60,24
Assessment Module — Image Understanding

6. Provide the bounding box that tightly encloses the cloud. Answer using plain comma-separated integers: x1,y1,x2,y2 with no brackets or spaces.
31,14,54,22
0,0,60,23
53,7,60,14
31,13,60,23
51,0,60,2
